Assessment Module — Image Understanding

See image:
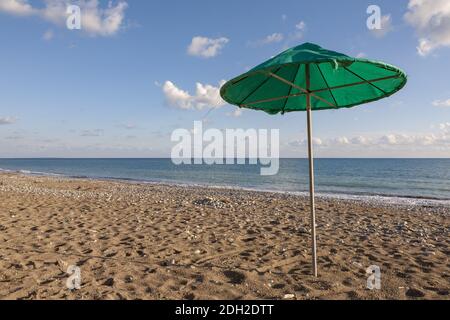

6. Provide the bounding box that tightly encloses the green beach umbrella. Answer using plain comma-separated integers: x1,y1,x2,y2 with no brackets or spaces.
220,43,407,277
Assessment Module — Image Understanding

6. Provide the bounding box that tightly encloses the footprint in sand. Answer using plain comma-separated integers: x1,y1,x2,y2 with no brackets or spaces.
183,292,195,300
223,270,246,285
405,288,425,298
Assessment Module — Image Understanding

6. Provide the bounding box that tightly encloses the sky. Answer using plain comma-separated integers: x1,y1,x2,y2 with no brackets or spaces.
0,0,449,158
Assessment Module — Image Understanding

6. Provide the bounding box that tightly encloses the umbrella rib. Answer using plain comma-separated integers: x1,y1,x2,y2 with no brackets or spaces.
282,64,301,114
317,64,338,107
238,67,282,106
268,72,336,108
242,92,306,107
343,67,388,95
310,75,399,93
231,76,249,86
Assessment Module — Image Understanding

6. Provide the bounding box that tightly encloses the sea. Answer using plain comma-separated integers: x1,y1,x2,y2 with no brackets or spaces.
0,158,449,206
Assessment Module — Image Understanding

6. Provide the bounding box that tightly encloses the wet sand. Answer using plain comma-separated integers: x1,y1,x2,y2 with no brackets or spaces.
0,172,448,300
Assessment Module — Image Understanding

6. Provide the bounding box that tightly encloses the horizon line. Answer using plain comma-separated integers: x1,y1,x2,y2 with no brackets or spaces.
0,157,449,160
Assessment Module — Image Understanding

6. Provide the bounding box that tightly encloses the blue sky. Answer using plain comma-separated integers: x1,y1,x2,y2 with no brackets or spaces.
0,0,449,158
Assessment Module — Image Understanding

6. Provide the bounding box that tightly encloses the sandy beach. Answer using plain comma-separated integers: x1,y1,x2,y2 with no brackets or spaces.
0,172,448,300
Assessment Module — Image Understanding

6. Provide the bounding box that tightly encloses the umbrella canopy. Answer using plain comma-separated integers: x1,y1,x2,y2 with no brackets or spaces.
220,43,407,277
220,42,407,114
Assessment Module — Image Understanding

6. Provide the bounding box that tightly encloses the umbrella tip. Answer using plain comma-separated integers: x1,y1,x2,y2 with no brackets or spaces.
301,42,320,47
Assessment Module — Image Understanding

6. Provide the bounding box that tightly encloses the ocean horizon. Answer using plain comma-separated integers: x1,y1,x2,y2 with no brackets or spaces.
1,158,449,205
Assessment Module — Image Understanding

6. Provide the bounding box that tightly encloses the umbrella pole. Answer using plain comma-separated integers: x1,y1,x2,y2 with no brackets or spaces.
306,64,318,277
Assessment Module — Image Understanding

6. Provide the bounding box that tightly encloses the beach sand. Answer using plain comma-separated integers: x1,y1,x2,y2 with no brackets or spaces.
0,172,448,300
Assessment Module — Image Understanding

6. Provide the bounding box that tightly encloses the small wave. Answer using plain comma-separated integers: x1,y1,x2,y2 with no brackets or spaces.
229,187,450,207
15,169,63,177
314,192,450,208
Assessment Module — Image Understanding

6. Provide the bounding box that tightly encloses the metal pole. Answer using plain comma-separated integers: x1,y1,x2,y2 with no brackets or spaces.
306,64,318,277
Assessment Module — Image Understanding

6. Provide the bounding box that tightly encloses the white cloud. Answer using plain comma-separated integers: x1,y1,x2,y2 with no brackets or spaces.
249,33,284,47
335,137,350,145
288,137,322,147
351,136,369,145
0,0,128,37
295,21,306,31
265,33,284,43
187,36,229,58
405,0,450,56
380,134,400,145
162,81,192,110
432,99,450,107
377,133,445,146
371,14,393,38
285,20,307,45
287,124,450,150
77,0,128,37
0,116,17,125
287,140,302,148
439,122,450,132
313,137,323,146
0,0,34,16
162,80,227,110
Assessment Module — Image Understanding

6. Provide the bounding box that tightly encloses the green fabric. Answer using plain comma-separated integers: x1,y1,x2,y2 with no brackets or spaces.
220,43,407,114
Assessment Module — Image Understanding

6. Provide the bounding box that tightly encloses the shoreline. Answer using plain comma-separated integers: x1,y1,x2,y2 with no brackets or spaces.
1,169,449,209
